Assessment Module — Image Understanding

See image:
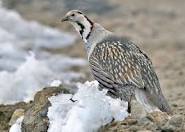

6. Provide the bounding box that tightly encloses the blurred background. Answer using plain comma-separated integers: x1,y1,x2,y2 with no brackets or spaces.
0,0,185,121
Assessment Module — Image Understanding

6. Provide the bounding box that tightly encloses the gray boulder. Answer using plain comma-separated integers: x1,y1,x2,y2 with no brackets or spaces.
22,86,69,132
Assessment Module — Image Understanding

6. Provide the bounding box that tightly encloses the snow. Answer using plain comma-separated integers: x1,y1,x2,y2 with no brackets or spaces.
0,53,54,104
48,81,128,132
0,7,76,49
9,116,24,132
50,80,62,87
43,53,87,72
0,6,87,104
8,81,128,132
0,7,79,72
0,52,86,104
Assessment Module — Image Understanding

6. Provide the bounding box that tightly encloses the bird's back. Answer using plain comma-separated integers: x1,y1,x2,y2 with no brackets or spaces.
89,35,171,113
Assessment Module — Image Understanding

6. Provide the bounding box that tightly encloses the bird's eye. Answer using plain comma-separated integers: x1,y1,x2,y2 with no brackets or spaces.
71,14,75,17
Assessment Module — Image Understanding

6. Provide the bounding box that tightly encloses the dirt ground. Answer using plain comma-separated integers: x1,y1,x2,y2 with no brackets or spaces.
4,0,185,125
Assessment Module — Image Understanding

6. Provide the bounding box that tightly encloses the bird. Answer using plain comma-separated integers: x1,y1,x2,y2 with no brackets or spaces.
61,10,171,114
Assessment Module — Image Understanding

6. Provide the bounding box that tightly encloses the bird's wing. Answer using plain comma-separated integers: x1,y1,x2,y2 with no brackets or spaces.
89,36,160,95
135,48,161,94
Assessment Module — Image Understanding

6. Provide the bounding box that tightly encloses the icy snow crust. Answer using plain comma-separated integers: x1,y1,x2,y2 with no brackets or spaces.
0,7,87,104
48,81,128,132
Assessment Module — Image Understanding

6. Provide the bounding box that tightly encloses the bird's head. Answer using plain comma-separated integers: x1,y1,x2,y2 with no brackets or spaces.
62,10,85,23
61,10,94,42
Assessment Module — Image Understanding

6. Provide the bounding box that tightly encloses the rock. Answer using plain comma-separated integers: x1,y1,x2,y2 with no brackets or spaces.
116,117,137,126
161,115,184,132
137,130,152,132
131,100,146,118
21,86,70,132
9,109,25,126
0,85,70,132
100,111,185,132
0,102,31,132
146,111,169,125
169,115,184,128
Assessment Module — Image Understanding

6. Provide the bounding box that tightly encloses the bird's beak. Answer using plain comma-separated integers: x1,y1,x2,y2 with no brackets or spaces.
61,16,69,22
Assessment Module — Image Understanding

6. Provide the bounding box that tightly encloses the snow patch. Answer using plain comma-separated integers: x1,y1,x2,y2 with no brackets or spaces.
0,52,86,104
9,116,24,132
48,81,128,132
0,7,77,72
0,7,76,49
0,7,87,104
0,53,54,104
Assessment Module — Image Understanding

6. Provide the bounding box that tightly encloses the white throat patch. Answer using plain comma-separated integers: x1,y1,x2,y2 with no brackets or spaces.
71,17,92,43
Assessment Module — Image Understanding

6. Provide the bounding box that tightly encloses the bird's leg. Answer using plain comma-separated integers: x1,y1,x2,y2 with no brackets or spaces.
127,101,131,113
119,84,135,114
127,94,132,113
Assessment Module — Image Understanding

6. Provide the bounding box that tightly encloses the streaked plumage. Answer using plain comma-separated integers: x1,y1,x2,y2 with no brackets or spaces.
89,36,171,113
62,10,171,114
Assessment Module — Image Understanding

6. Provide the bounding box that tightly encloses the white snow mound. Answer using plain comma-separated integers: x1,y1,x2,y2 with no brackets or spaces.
48,81,128,132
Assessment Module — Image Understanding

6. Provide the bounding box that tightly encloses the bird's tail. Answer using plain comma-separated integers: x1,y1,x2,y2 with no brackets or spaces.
155,92,172,114
135,89,172,114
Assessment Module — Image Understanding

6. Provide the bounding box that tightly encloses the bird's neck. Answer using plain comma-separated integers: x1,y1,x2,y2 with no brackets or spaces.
72,18,111,58
85,23,112,58
72,16,93,43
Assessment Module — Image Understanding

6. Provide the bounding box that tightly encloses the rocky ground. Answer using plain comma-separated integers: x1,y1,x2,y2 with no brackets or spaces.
100,112,184,132
1,0,185,131
1,86,184,132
